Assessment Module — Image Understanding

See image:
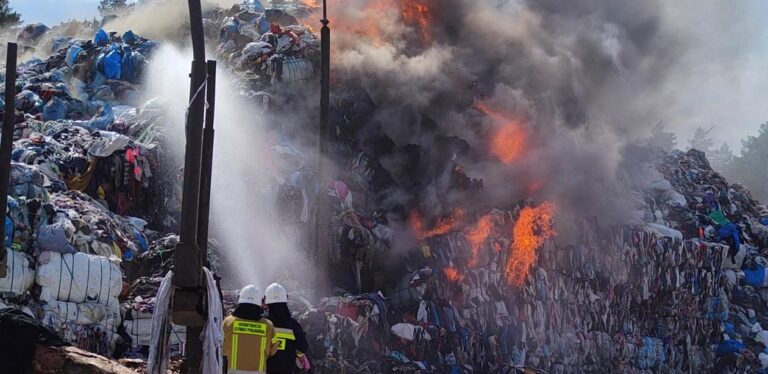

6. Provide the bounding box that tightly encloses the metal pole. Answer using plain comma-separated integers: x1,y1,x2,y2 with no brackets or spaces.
198,60,217,267
315,1,331,264
0,43,18,279
174,1,208,373
184,63,217,373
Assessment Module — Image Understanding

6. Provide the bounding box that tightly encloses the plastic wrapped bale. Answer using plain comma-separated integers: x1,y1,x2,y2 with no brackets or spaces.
123,309,186,351
36,251,122,307
0,248,35,295
41,301,121,356
42,300,120,327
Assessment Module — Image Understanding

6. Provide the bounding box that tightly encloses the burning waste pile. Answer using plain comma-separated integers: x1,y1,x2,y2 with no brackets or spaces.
300,146,768,373
1,0,768,373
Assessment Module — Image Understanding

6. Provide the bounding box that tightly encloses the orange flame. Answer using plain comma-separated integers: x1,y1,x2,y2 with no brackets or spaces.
474,101,528,165
327,0,433,47
410,209,465,239
443,267,463,282
326,0,391,47
505,202,557,286
298,0,318,8
401,0,432,42
466,215,494,266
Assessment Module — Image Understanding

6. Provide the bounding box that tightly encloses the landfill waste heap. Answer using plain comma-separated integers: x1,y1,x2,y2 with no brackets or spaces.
1,1,768,374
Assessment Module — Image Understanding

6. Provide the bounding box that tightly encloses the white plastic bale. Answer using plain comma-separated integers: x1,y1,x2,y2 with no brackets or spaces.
40,300,121,355
123,317,186,348
42,300,120,326
36,251,122,306
0,248,35,294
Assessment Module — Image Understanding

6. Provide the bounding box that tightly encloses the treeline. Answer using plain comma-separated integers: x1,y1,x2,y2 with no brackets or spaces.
647,122,768,202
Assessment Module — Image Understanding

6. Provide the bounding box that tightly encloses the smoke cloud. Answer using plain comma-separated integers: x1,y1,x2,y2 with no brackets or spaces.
104,0,238,40
119,0,765,282
302,0,762,235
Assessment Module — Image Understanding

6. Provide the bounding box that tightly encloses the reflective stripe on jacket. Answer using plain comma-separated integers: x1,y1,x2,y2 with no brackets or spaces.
223,315,278,372
266,316,308,374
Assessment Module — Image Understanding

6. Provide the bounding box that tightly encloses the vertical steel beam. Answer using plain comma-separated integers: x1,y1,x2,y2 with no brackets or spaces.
0,43,18,279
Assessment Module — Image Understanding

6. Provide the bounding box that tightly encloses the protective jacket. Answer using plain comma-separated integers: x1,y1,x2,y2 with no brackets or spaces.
266,303,309,373
223,304,278,373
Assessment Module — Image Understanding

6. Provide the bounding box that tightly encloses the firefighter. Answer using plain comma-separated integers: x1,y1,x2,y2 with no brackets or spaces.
223,285,278,374
264,283,310,373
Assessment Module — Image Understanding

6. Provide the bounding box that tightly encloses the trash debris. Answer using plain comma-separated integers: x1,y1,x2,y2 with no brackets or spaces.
0,3,767,374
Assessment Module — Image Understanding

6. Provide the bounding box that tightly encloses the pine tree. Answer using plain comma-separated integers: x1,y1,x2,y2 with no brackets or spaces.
99,0,130,16
688,126,714,153
0,0,21,28
646,121,677,151
708,142,733,172
726,123,768,201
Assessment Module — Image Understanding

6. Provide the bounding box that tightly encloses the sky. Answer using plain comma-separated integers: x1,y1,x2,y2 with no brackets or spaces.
10,0,100,24
7,0,768,153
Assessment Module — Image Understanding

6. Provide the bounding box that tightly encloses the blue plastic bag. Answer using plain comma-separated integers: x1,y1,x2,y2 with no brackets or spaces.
134,228,148,252
35,223,77,254
94,29,109,44
744,266,766,288
66,44,83,67
257,15,270,34
88,103,115,130
104,46,123,80
717,223,741,251
252,0,266,12
122,30,137,44
42,97,68,121
4,216,12,247
716,339,745,356
121,50,146,83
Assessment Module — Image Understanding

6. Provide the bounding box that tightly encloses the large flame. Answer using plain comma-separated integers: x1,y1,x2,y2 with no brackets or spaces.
326,0,391,47
505,202,557,286
466,215,494,266
474,101,528,165
400,0,432,42
328,0,433,46
410,209,465,239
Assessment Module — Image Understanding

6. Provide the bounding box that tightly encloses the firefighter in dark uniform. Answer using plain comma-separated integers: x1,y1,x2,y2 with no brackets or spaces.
264,283,310,373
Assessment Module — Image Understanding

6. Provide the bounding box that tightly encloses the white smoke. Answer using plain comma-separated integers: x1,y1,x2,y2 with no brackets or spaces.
144,45,315,291
104,0,238,40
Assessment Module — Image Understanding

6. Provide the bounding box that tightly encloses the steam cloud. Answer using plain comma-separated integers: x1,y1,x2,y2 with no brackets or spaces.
144,45,316,290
